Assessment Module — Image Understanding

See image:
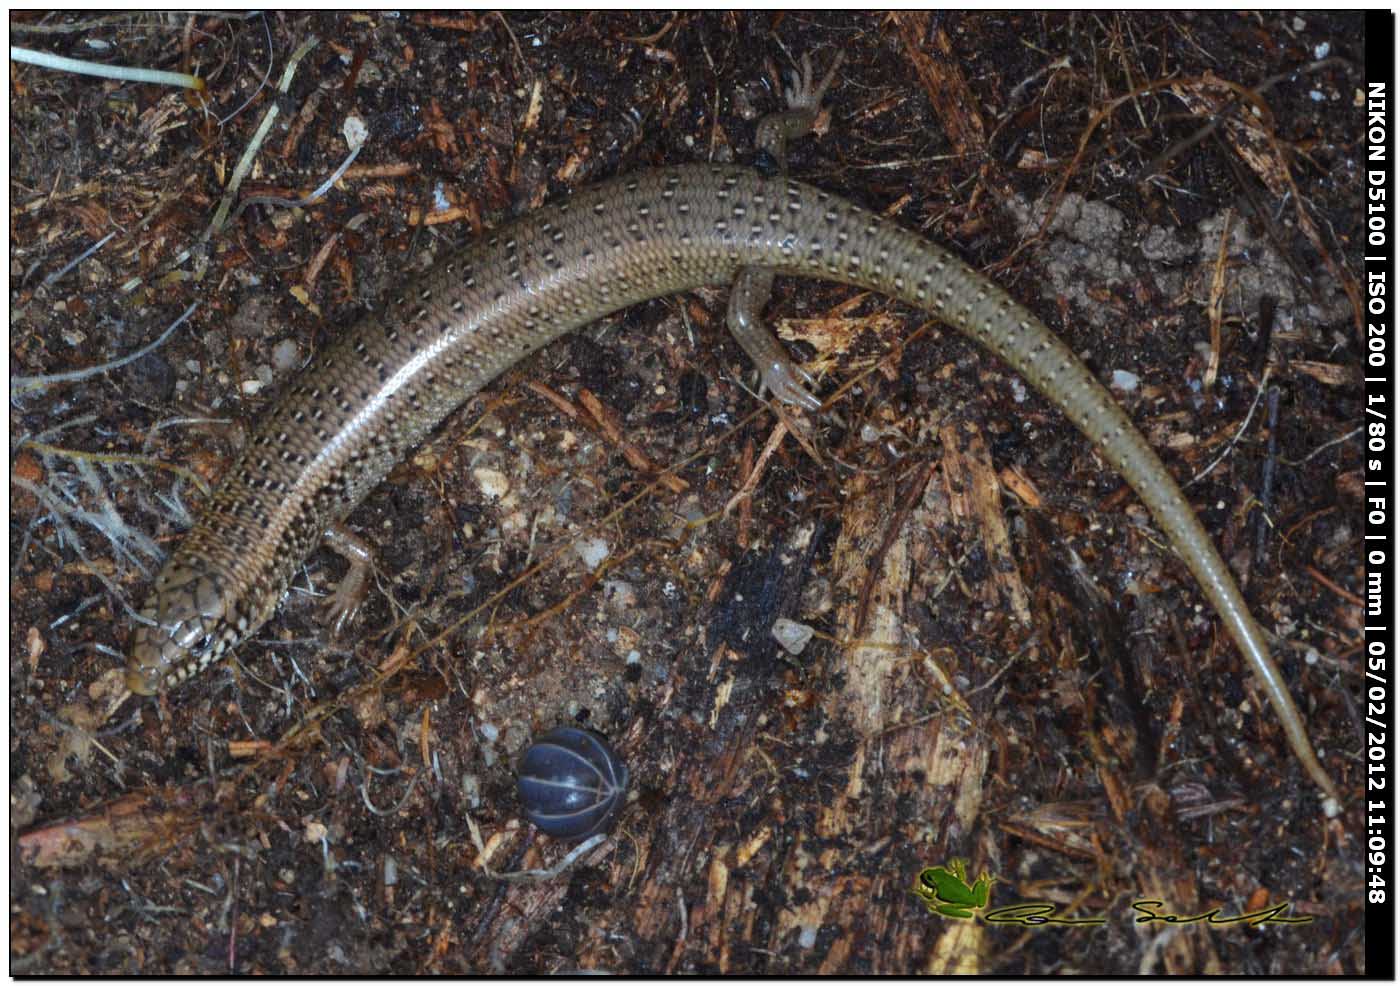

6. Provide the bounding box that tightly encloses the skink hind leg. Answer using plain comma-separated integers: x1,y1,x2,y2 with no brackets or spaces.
727,266,822,411
322,523,376,637
726,51,845,412
755,50,845,167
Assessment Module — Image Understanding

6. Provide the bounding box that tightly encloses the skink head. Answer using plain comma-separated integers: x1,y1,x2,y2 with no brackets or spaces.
126,561,243,695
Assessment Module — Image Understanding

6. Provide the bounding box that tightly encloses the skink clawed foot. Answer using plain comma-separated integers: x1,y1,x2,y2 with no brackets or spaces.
322,523,376,638
756,49,844,161
784,50,845,113
325,572,369,638
759,358,823,412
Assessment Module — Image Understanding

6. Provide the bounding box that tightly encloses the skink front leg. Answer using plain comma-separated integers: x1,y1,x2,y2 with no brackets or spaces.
322,522,376,637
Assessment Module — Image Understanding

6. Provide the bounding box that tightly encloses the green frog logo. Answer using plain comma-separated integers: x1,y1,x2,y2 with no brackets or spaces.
914,859,995,920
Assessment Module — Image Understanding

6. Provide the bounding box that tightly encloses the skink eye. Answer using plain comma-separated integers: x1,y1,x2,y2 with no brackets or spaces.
517,727,629,841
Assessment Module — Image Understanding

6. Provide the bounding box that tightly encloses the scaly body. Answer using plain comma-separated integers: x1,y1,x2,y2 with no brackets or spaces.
127,82,1338,811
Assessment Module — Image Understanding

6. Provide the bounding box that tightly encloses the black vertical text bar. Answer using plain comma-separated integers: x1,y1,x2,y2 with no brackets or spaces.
1365,9,1395,981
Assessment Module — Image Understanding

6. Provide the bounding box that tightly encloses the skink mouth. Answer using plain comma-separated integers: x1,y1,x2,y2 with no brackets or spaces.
126,563,236,695
126,618,216,695
124,641,168,696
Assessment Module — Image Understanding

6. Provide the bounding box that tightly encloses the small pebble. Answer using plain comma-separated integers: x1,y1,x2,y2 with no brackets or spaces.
574,537,609,570
472,467,510,500
272,339,301,371
772,618,814,656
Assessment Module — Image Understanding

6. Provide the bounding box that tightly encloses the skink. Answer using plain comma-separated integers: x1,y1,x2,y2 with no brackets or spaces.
126,56,1339,811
